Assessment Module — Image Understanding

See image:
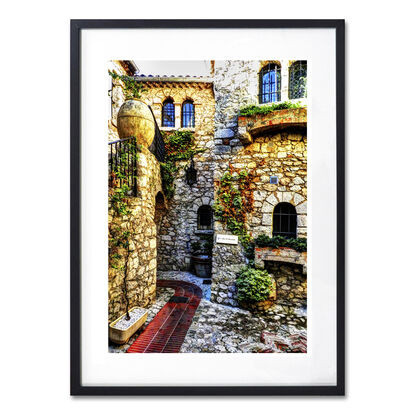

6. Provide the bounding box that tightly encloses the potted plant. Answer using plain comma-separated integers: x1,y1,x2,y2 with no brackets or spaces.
191,235,213,278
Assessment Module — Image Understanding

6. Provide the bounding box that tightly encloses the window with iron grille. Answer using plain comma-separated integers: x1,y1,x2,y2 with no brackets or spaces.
182,100,195,128
259,63,281,104
197,205,212,230
272,202,297,238
289,61,307,99
162,98,175,127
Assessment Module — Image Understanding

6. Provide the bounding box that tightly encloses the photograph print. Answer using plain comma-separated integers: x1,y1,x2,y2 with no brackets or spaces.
107,59,308,354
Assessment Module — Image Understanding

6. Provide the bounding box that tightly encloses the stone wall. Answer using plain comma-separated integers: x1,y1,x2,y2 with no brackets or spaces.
108,61,132,143
108,147,164,323
210,60,307,307
107,61,307,313
138,80,216,271
263,262,307,308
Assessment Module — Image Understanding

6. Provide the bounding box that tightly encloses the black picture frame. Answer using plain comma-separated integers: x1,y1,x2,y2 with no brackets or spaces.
70,19,345,396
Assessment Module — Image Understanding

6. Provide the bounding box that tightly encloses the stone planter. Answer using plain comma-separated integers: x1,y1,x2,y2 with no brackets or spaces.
239,281,277,312
109,307,148,345
191,255,212,278
238,107,307,144
117,99,155,148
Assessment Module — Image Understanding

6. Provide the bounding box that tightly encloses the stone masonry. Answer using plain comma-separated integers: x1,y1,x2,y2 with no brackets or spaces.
138,78,216,271
108,60,307,318
210,61,307,306
108,146,164,322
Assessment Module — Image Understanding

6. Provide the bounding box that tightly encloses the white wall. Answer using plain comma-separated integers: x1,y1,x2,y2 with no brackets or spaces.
1,1,414,414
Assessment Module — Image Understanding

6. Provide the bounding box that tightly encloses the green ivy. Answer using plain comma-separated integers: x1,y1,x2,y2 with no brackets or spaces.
239,101,305,117
160,130,205,199
255,234,307,252
108,141,141,320
236,267,273,303
213,165,255,251
109,70,145,100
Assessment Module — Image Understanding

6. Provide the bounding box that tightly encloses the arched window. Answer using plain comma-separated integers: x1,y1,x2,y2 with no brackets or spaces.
162,98,175,127
289,61,307,99
197,205,212,230
259,63,281,104
273,202,297,238
181,100,195,128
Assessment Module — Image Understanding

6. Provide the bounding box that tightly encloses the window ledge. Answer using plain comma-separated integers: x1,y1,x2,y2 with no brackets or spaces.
195,229,214,235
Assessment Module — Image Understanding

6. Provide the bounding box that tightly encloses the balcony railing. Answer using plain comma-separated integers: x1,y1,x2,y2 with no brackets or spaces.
108,137,138,196
108,106,165,197
148,105,165,162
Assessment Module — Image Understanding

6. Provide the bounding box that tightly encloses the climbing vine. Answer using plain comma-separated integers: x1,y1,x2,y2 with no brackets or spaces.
160,130,205,199
213,163,257,249
109,70,145,100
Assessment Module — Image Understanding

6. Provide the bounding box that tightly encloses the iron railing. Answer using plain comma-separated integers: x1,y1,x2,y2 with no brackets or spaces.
108,106,165,197
108,137,138,196
148,106,166,162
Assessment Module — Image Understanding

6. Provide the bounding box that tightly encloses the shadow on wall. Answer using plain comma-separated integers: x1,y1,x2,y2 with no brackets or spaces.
154,191,167,235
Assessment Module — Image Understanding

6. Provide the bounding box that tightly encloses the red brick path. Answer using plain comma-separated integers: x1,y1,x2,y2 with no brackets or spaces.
127,280,202,353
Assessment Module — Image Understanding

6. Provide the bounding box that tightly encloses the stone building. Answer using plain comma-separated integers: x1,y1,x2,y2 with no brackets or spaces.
136,75,216,272
210,61,307,306
108,59,307,321
108,61,164,322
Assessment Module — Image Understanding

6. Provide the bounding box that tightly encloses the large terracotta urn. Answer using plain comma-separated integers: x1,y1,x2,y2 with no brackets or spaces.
117,99,155,148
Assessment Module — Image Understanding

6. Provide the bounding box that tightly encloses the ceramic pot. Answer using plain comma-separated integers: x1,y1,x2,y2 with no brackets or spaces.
191,255,212,278
117,99,155,148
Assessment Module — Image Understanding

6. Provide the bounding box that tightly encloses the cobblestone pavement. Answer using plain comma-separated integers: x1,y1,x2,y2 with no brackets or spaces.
109,271,307,353
158,271,212,300
159,271,307,353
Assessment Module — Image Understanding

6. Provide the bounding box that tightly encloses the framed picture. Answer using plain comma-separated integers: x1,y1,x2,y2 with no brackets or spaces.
71,19,345,395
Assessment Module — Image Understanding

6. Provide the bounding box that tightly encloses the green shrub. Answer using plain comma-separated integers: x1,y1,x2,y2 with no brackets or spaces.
255,234,307,252
236,267,273,303
239,101,305,117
